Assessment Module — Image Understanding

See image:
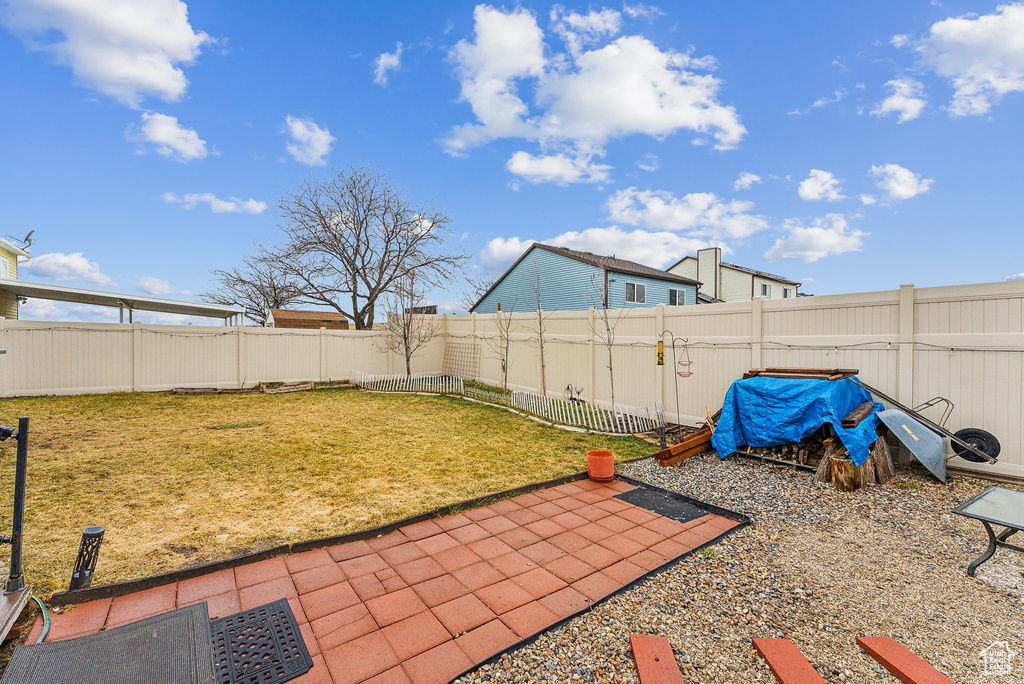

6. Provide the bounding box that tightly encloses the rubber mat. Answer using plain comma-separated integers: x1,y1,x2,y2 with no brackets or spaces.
209,599,312,684
0,603,216,684
614,486,709,524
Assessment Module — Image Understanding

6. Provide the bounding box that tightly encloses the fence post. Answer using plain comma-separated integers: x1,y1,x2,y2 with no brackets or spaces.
898,283,915,404
319,327,327,382
471,312,478,381
750,297,762,369
588,307,596,403
655,304,664,412
131,322,142,391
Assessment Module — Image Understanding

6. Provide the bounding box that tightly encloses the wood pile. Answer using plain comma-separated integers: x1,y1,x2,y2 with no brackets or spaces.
814,430,895,491
743,367,859,381
653,425,713,467
260,381,314,394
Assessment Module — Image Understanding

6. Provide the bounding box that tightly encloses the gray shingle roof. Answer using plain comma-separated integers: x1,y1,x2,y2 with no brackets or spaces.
535,244,700,286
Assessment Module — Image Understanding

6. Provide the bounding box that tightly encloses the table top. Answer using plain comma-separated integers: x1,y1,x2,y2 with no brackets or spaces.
954,486,1024,529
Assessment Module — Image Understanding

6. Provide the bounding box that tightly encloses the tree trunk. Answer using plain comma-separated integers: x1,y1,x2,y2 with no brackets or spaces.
405,353,412,376
536,307,547,397
830,454,861,491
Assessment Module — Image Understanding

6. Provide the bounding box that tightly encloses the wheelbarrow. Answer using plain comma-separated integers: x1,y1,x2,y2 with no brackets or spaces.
851,379,999,482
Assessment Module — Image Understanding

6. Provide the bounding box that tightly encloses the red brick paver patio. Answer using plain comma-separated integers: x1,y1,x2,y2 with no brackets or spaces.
27,479,741,684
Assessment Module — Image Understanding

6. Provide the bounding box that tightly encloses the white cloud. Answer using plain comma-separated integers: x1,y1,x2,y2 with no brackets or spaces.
443,5,745,166
550,5,622,56
283,115,335,166
860,194,877,206
918,3,1024,116
733,171,761,190
605,187,768,240
891,34,910,48
162,192,267,214
0,0,210,107
128,112,207,162
636,153,658,172
798,169,846,202
1005,273,1024,281
813,88,846,108
547,226,709,269
22,252,112,285
506,150,610,184
481,236,535,269
765,214,867,262
870,163,934,200
373,42,403,86
622,3,665,21
871,78,927,122
18,298,64,321
138,276,190,296
445,6,546,156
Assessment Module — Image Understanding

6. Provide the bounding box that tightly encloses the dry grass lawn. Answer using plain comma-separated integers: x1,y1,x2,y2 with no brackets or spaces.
0,388,651,597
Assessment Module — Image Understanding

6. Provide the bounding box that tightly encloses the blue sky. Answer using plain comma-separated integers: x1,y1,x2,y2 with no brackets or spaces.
2,0,1023,322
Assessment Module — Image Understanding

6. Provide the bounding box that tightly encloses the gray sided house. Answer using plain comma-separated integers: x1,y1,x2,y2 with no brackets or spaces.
470,244,700,314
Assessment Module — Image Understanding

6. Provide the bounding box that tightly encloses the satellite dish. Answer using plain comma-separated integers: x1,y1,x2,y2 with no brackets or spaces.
5,230,34,248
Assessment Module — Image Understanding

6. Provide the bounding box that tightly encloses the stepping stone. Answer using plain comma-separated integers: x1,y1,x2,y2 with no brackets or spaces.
630,634,684,684
752,638,826,684
856,636,955,684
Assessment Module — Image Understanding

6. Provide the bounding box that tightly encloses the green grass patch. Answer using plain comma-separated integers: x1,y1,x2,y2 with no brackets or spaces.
0,389,652,597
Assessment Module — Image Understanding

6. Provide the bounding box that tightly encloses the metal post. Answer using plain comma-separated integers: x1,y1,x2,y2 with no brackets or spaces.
5,417,28,595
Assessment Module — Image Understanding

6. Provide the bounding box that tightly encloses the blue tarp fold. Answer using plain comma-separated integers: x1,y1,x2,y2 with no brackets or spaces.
711,377,883,466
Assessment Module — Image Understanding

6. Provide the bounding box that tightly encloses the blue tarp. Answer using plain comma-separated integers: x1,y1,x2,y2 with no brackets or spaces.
711,377,883,466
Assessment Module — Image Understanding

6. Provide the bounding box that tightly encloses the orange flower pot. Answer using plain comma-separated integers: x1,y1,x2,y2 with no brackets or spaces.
586,450,615,482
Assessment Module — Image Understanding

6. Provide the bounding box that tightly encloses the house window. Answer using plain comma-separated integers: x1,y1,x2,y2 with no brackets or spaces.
760,283,771,298
783,287,792,298
669,288,686,306
625,282,646,304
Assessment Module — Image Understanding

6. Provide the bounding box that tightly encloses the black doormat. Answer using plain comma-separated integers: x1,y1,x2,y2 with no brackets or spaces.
209,599,312,684
614,487,709,524
0,603,217,684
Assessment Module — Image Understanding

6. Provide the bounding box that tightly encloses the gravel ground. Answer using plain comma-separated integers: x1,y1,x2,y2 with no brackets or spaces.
456,454,1024,683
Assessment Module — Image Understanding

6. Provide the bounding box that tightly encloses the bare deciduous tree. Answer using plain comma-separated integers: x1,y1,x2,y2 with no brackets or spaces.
486,298,517,393
204,253,300,325
587,273,632,415
528,272,550,397
271,166,466,329
459,272,496,312
377,275,441,376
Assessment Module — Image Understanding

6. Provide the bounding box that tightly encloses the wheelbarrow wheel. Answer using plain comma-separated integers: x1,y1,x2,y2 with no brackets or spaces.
952,428,1000,462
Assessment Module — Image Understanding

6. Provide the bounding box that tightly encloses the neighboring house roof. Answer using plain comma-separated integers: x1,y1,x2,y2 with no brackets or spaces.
0,238,30,258
668,255,801,286
697,292,724,304
269,309,349,327
471,243,700,312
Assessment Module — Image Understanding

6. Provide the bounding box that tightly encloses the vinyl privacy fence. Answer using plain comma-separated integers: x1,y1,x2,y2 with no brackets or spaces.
3,279,1024,478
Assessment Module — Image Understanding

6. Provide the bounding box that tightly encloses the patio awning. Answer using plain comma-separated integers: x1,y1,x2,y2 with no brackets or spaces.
0,278,244,323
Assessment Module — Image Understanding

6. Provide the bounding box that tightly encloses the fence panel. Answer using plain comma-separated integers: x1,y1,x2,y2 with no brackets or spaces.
3,280,1024,478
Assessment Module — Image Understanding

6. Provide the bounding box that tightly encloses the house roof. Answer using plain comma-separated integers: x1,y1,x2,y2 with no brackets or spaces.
0,238,30,258
470,243,700,312
269,309,348,322
668,254,801,286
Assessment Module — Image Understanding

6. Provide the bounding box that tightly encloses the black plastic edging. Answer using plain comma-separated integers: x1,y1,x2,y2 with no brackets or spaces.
445,480,751,683
49,469,596,607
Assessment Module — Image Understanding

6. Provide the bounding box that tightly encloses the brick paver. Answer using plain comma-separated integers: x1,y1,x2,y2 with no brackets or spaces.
30,478,742,683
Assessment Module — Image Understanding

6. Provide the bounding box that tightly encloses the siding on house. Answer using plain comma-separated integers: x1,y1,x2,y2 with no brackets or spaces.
606,271,696,307
668,251,799,303
473,245,699,314
720,266,751,302
0,244,20,319
473,247,604,314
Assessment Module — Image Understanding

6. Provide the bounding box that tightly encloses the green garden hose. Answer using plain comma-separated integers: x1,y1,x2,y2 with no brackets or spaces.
30,593,49,644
